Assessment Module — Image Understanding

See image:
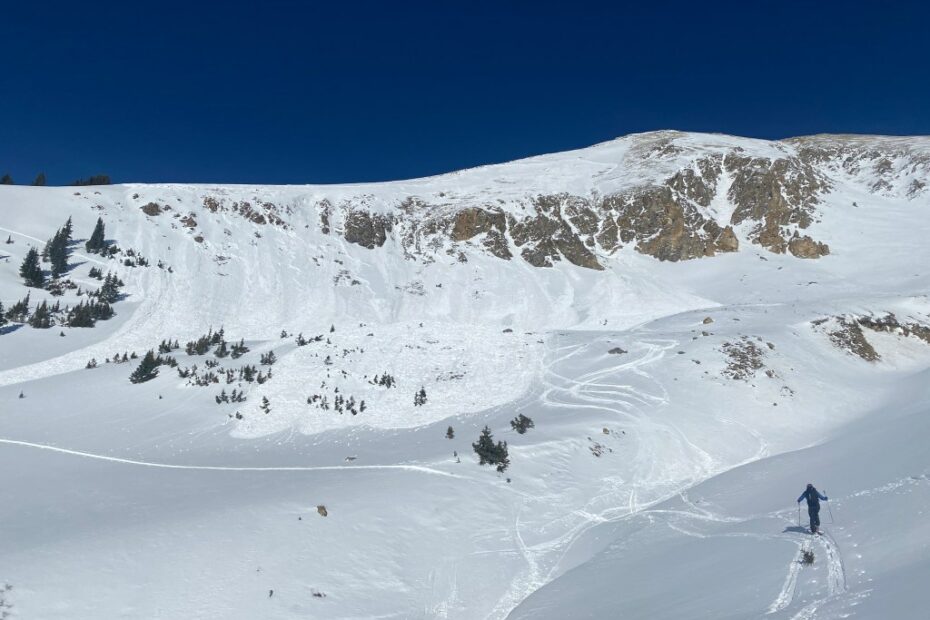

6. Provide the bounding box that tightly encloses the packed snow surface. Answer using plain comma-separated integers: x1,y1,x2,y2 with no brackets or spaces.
2,131,930,618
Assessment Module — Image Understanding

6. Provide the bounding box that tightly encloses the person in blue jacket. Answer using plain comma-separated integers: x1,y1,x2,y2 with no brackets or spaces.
798,483,828,534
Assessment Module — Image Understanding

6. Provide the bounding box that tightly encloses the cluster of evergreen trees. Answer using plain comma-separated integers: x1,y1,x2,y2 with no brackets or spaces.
18,217,111,290
185,327,226,355
121,248,149,267
294,332,323,346
413,386,428,406
334,393,364,415
472,427,510,473
0,290,116,329
181,329,254,360
0,172,109,186
0,172,46,185
105,351,138,364
370,373,396,388
3,294,31,323
129,350,175,384
230,339,249,358
90,272,123,303
177,362,271,386
158,339,181,353
259,350,277,365
215,388,246,404
305,392,366,414
67,299,114,327
72,174,111,186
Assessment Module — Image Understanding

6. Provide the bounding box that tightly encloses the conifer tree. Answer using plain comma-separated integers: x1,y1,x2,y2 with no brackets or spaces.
446,426,455,439
0,173,12,184
28,301,52,328
5,293,30,322
85,217,106,253
32,172,46,186
97,273,122,303
472,426,510,472
46,219,73,278
510,414,535,435
0,301,7,328
129,350,161,383
19,247,44,287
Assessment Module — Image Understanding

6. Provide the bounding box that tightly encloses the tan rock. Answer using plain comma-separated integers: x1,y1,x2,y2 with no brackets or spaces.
788,235,830,259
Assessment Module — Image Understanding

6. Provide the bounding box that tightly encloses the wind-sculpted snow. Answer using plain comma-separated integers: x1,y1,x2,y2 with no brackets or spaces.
3,131,930,618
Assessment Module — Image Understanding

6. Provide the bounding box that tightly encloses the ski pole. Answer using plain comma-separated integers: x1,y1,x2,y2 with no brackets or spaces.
825,491,835,524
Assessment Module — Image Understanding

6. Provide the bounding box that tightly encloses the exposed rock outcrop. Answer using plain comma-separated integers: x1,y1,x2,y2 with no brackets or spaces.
450,207,511,259
248,133,929,270
788,235,830,259
725,155,830,254
344,211,393,249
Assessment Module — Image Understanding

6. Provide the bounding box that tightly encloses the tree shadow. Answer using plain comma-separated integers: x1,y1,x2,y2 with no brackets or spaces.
0,324,24,336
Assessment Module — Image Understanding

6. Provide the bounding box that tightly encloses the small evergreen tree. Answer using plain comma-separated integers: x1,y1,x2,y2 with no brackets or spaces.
46,219,73,278
472,426,510,473
32,172,46,186
260,396,271,413
5,293,30,322
0,301,6,328
85,217,106,253
446,426,455,439
510,414,535,435
97,272,123,303
1,173,13,184
129,350,161,383
19,247,44,287
28,301,52,328
414,386,427,406
231,339,249,358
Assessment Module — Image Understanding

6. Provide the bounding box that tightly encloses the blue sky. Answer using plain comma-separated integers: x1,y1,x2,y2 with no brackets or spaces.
1,1,928,184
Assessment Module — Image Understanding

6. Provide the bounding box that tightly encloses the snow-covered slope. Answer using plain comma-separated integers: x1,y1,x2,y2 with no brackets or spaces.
2,131,930,619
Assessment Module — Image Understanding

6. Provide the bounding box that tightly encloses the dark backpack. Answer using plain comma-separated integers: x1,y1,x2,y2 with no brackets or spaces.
806,487,821,507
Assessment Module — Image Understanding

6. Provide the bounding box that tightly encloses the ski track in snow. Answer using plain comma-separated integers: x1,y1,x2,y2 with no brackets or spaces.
0,438,462,478
488,335,689,618
768,541,807,614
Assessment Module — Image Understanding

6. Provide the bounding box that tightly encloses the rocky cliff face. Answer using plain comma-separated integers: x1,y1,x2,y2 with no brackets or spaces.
185,132,930,270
